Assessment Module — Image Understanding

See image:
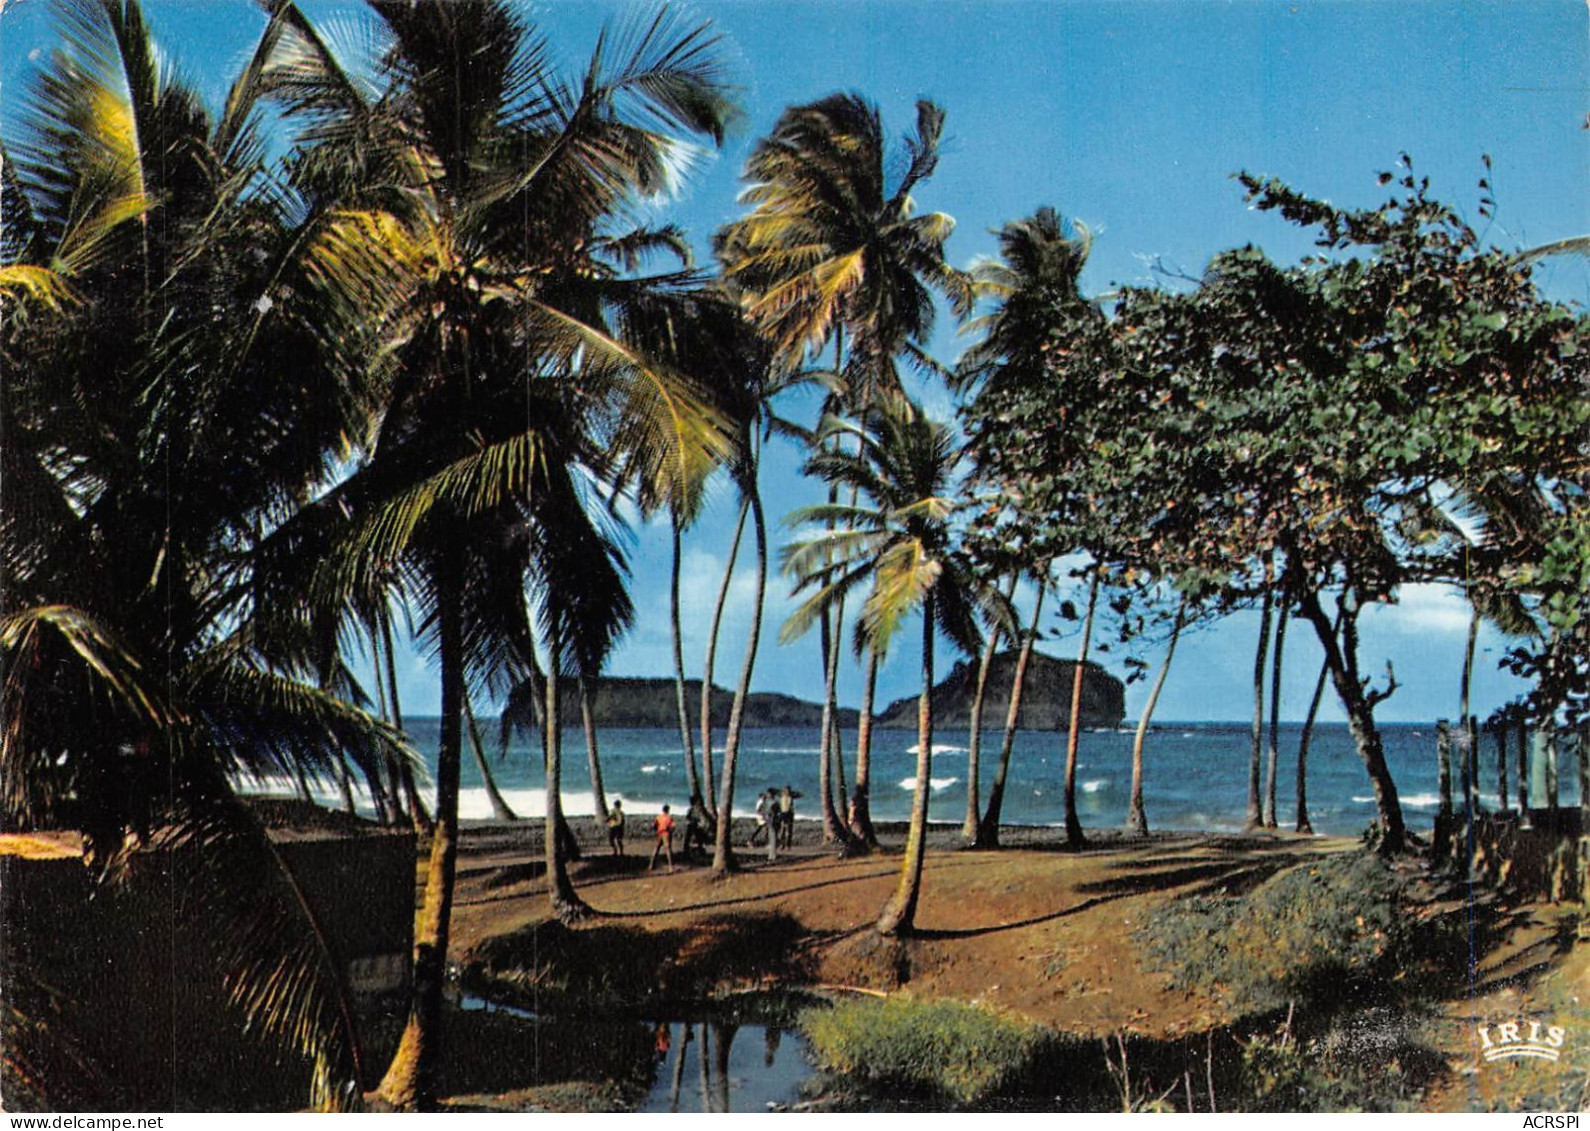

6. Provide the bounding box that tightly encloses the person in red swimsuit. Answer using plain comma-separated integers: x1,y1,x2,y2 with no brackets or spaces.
649,804,676,873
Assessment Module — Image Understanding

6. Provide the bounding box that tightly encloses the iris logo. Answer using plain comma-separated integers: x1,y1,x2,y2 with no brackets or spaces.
1477,1019,1568,1063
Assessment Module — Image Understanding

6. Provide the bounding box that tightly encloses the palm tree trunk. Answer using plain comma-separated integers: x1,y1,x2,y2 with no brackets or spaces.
700,497,749,819
830,708,848,825
335,757,358,815
670,516,703,807
978,578,1047,848
1063,571,1100,849
877,592,935,936
543,620,587,921
1264,602,1286,828
817,574,848,841
713,469,767,876
851,648,881,847
1126,598,1186,837
963,574,1015,841
366,629,395,825
375,559,463,1110
465,696,515,821
384,617,432,834
1247,552,1275,832
578,674,609,823
1295,649,1329,835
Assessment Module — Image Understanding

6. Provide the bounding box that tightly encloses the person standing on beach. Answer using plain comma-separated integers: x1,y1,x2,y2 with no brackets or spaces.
777,785,802,848
649,804,676,873
745,788,774,846
684,795,714,860
606,798,626,856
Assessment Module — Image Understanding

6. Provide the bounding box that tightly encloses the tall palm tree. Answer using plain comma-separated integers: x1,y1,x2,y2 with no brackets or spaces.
782,396,1009,933
957,208,1095,850
1,0,414,1106
718,93,971,843
253,1,737,1108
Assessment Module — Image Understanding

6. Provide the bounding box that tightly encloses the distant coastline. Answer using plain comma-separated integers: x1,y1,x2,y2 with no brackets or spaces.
554,651,1125,731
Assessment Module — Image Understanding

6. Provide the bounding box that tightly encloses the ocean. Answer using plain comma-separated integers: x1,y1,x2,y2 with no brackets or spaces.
315,720,1581,838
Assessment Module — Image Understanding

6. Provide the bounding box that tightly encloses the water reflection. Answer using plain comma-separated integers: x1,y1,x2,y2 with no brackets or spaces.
455,994,810,1112
639,1018,810,1113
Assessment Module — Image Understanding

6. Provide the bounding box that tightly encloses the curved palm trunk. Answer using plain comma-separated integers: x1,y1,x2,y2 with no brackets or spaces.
1246,552,1275,832
1264,604,1287,828
713,472,767,876
375,560,463,1110
1295,649,1330,834
1126,598,1186,837
978,579,1047,848
877,592,935,935
670,517,703,806
543,633,587,921
465,695,515,821
1063,571,1100,848
700,497,749,819
1296,587,1407,853
578,674,609,822
963,575,1015,841
850,647,881,848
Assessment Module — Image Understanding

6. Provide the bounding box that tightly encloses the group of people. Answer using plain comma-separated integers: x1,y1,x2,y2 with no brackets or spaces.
600,786,801,872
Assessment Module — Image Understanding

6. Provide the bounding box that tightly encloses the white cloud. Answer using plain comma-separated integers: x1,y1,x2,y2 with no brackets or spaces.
1367,583,1473,636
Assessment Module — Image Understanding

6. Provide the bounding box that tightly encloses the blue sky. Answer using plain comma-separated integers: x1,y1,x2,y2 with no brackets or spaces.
3,0,1585,722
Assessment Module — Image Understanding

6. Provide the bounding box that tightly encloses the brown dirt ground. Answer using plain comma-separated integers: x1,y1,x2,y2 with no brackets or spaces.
447,817,1357,1039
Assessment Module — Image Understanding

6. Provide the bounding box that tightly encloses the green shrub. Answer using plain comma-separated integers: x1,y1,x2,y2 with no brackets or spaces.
1238,1008,1445,1112
801,996,1054,1105
1135,852,1418,1013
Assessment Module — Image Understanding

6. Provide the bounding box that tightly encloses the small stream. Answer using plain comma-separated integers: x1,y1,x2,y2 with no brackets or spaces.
456,993,815,1111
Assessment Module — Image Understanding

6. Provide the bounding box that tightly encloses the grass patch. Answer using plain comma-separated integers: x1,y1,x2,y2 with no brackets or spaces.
800,995,1057,1105
1134,851,1436,1014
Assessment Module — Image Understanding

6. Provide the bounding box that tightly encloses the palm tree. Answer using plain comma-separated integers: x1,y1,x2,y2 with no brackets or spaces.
1,0,415,1106
718,93,971,843
782,395,1009,933
252,1,737,1107
956,208,1095,850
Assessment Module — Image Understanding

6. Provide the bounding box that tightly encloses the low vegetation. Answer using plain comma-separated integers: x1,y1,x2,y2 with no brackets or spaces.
1134,851,1440,1014
800,996,1060,1105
